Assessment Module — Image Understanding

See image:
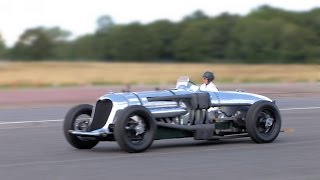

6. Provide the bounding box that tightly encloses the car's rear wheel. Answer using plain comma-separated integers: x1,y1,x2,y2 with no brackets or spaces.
114,106,156,153
63,104,99,149
246,101,281,143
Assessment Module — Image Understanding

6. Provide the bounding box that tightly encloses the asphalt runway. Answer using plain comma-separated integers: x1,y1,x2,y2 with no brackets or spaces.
0,96,319,180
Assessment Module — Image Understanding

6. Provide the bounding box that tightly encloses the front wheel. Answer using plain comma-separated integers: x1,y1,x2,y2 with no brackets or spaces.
63,104,99,149
114,106,156,153
246,101,281,143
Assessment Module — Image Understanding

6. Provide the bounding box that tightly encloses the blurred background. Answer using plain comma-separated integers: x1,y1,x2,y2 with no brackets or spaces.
0,0,319,88
1,2,320,179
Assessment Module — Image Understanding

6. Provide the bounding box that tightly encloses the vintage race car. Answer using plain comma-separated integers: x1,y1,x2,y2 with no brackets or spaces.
63,77,282,153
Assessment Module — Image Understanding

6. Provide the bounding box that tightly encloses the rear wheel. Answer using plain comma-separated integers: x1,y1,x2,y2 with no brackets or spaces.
114,106,156,153
246,101,281,143
63,104,99,149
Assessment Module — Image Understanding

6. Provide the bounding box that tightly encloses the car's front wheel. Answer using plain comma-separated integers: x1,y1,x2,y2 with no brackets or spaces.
114,106,156,153
63,104,99,149
246,101,281,143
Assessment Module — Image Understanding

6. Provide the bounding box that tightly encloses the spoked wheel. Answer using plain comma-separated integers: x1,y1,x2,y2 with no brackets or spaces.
246,101,281,143
114,106,156,153
63,104,99,149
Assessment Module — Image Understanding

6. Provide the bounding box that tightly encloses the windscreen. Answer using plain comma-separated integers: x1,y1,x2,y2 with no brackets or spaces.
176,76,199,92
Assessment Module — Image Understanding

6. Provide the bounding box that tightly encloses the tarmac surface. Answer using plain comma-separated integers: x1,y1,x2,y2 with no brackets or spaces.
0,84,319,180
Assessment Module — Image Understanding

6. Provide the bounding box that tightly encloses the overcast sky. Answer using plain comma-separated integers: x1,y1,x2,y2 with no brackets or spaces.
0,0,319,46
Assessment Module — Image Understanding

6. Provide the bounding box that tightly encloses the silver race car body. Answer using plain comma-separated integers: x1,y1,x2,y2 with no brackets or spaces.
64,77,281,152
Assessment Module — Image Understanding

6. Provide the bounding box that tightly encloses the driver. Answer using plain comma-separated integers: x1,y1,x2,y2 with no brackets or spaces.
200,71,218,92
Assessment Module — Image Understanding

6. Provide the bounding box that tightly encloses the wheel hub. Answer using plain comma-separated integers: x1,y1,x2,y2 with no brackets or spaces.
135,120,146,135
79,122,87,130
265,117,274,128
257,111,275,134
74,118,90,131
128,115,146,136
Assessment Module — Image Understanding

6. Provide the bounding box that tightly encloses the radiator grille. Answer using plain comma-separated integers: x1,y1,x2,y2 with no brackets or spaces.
88,100,113,131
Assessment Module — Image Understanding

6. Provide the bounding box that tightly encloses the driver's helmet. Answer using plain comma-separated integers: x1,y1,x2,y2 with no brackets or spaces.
203,71,214,82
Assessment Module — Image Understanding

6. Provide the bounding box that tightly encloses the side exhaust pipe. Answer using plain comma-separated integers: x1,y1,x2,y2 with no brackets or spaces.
150,107,188,118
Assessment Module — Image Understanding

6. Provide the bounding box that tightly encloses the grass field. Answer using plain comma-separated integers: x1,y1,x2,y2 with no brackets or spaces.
0,61,319,88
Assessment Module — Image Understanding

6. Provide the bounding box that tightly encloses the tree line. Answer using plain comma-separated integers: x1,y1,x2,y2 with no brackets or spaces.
0,5,320,63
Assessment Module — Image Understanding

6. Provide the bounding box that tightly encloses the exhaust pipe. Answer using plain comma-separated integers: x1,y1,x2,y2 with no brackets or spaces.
150,107,188,118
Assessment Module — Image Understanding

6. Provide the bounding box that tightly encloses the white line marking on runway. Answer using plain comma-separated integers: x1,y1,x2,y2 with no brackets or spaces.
279,107,320,111
0,106,319,125
0,119,62,125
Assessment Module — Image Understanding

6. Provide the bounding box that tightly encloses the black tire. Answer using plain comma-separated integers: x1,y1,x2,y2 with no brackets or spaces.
63,104,99,149
246,101,281,143
114,105,156,153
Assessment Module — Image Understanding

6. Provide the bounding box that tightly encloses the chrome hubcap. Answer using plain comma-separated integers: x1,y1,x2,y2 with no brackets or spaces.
74,117,90,132
124,115,147,143
125,115,146,136
257,111,275,134
265,117,274,131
